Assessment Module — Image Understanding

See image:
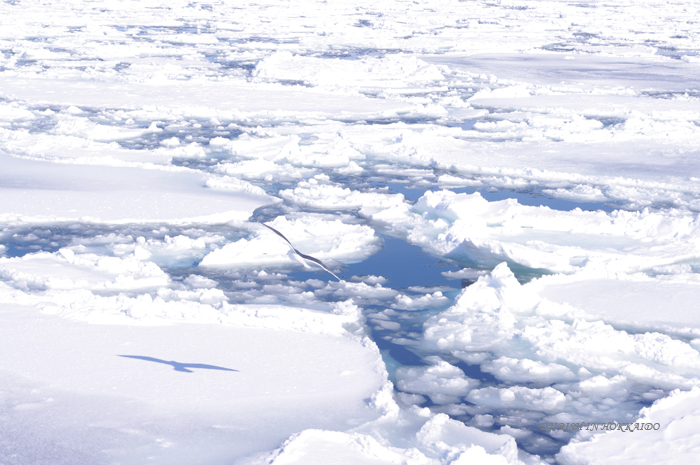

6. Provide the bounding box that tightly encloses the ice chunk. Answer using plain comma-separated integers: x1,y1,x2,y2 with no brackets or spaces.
199,216,380,270
481,357,577,384
280,179,405,213
0,250,168,291
466,386,567,413
391,291,449,311
396,361,480,404
416,414,518,464
423,263,535,352
253,52,445,88
382,190,700,275
0,103,35,121
257,429,427,465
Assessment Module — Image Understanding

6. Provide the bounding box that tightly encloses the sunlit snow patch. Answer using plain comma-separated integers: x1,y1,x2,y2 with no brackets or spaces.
529,271,700,336
0,152,276,224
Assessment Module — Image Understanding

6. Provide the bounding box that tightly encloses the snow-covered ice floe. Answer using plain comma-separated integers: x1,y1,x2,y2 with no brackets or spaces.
368,189,700,274
0,151,275,224
2,0,700,463
557,387,700,464
199,214,381,270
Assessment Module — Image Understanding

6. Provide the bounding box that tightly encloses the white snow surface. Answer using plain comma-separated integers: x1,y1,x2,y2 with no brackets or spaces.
0,304,385,464
1,0,700,463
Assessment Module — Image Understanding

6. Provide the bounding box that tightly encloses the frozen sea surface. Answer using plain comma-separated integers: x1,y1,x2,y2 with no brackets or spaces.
1,0,700,464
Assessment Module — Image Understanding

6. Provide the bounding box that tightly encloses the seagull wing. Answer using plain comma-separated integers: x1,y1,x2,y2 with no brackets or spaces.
294,249,341,281
260,222,295,249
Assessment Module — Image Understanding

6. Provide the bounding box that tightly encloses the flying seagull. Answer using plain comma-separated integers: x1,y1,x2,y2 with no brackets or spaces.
259,222,341,281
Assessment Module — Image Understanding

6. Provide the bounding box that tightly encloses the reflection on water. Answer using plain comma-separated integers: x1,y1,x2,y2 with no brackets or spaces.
343,235,459,290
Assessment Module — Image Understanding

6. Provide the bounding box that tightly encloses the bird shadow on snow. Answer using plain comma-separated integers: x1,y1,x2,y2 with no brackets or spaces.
118,355,239,373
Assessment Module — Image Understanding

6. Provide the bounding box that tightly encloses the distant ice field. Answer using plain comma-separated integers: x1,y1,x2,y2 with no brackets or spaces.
1,0,700,464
